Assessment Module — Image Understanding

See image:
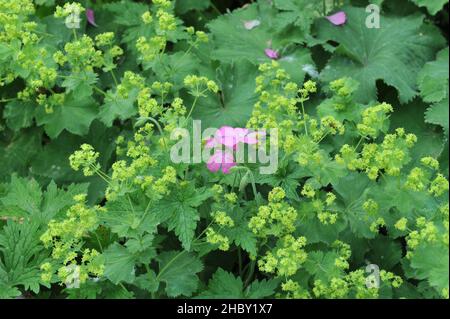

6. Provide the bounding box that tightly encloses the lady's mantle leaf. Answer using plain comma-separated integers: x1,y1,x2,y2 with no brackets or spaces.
207,2,314,82
198,268,278,299
410,0,448,15
317,6,445,103
190,60,259,128
417,47,449,103
35,92,98,138
157,251,203,297
104,243,136,284
154,186,212,250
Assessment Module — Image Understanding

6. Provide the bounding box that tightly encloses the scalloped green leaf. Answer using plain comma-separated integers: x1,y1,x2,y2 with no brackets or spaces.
317,6,445,103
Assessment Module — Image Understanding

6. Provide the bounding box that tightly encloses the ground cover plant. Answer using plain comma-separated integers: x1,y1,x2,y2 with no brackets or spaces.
0,0,449,299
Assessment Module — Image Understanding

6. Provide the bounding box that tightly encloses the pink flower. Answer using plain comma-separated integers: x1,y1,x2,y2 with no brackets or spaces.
265,48,279,60
205,126,265,149
326,11,347,26
207,150,236,174
86,9,98,27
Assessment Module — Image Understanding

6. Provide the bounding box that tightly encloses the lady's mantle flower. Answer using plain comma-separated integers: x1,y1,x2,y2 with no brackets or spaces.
207,150,236,174
326,11,347,26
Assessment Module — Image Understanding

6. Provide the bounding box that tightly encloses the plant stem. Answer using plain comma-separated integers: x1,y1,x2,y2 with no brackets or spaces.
301,100,309,136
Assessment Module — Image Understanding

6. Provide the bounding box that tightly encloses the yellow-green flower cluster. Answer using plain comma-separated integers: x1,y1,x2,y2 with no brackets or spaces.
138,89,161,117
0,0,36,43
336,129,417,180
224,192,238,204
212,211,235,227
406,217,442,253
69,144,101,176
206,228,230,251
54,2,84,18
184,75,219,97
357,103,393,138
136,0,178,63
36,92,65,114
258,235,307,276
54,35,104,72
404,156,449,197
298,80,317,100
136,35,166,62
395,217,408,231
249,187,298,237
312,268,402,299
40,195,105,287
117,71,145,99
329,78,359,110
369,217,386,233
281,280,310,299
332,240,351,270
94,32,123,72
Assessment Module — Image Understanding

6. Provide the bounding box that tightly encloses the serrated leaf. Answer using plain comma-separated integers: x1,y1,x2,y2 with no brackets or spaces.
304,251,344,282
157,251,203,297
198,268,244,298
410,0,448,15
417,47,449,103
425,95,449,138
189,60,259,128
98,89,139,127
0,221,49,295
317,6,445,103
198,268,278,299
156,186,211,250
245,278,279,299
3,100,36,131
410,244,449,293
103,243,136,284
35,92,98,138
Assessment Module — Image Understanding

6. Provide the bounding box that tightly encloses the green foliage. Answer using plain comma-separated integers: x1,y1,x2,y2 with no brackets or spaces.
0,0,448,300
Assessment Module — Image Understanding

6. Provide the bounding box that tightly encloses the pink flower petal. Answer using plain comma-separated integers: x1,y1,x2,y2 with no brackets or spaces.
265,48,279,60
207,158,221,173
217,126,239,148
326,11,347,26
234,128,249,140
205,137,217,149
244,131,266,144
222,161,237,174
207,150,236,174
244,19,261,30
86,9,98,27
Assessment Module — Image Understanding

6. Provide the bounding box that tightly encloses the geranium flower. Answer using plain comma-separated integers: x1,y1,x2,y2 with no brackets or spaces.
265,48,279,60
86,9,98,27
205,126,266,149
326,11,347,26
207,150,236,174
